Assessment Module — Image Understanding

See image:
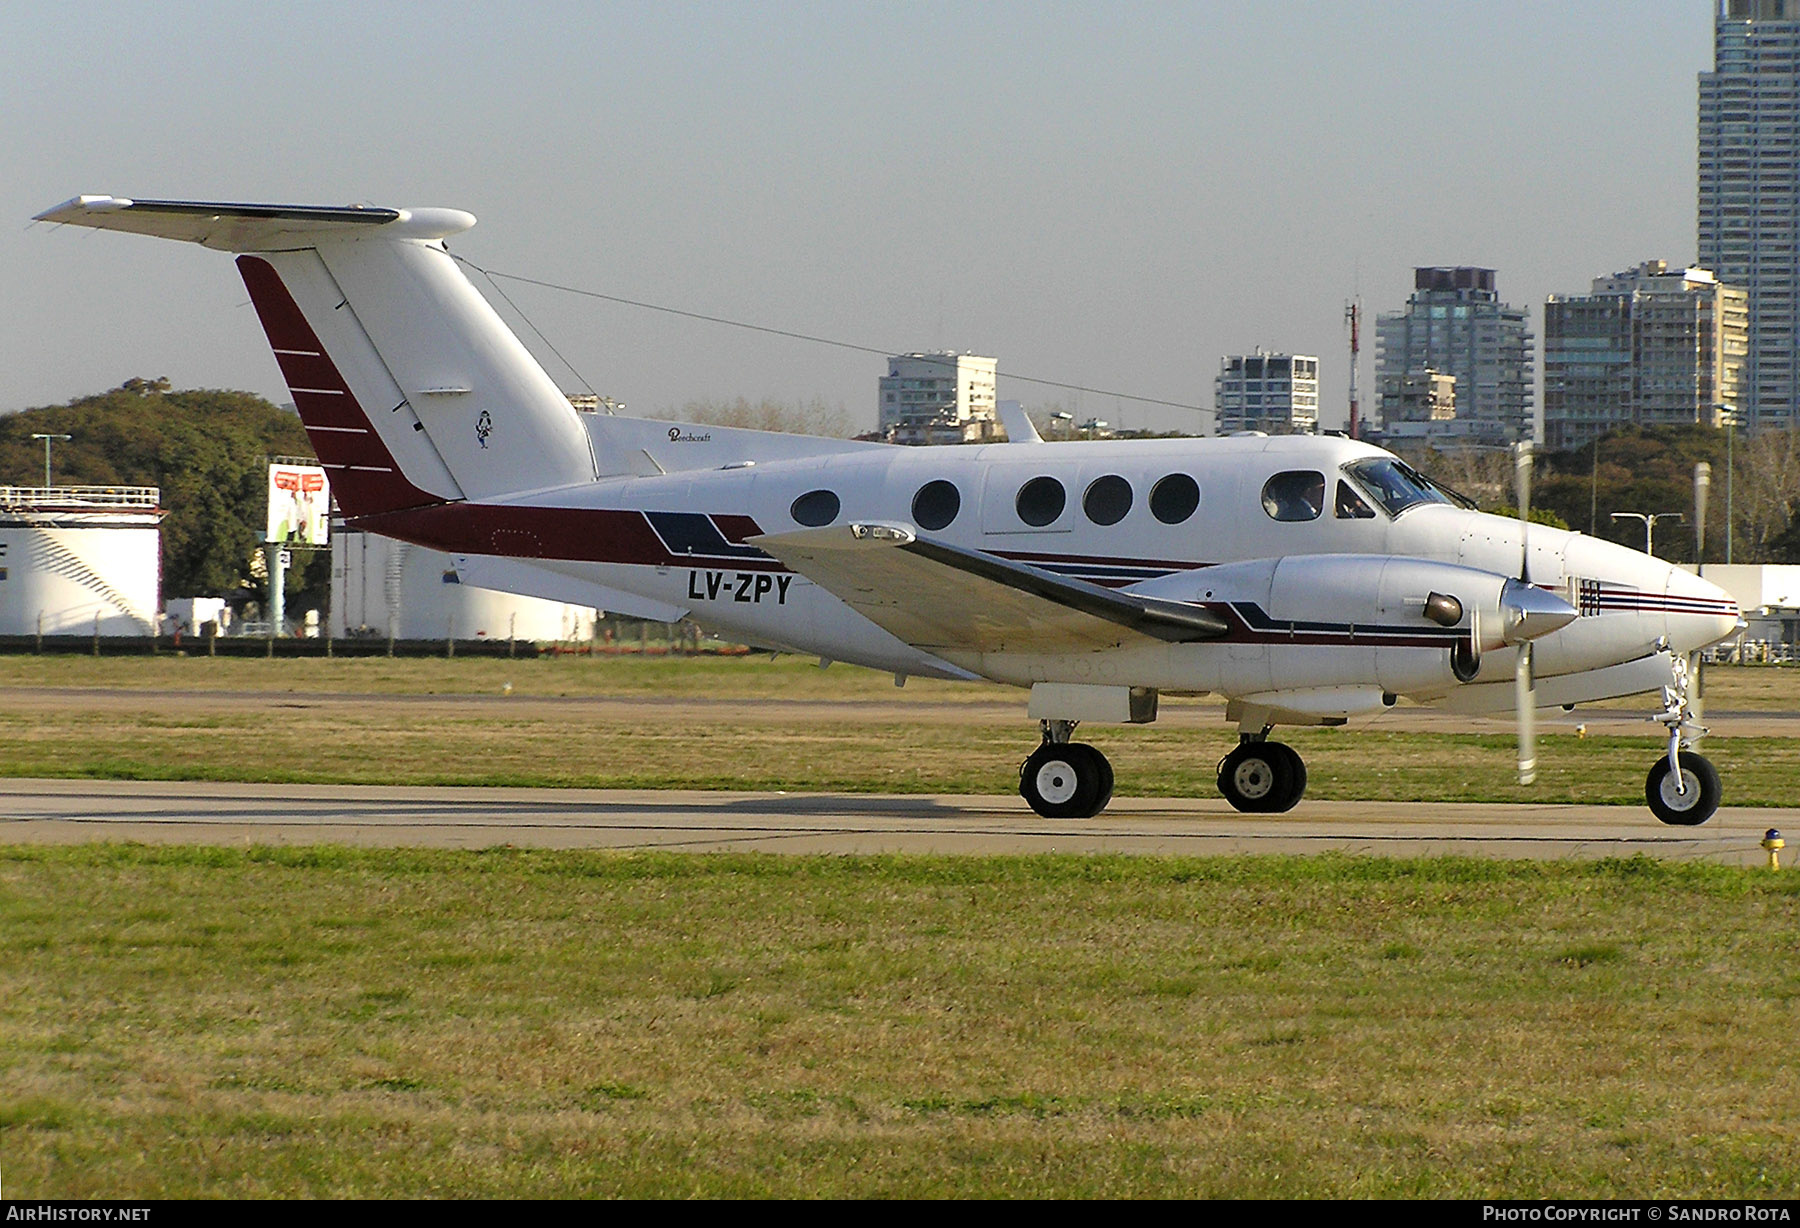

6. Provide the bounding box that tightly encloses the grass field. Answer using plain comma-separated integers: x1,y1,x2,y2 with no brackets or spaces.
5,656,1798,1198
7,650,1800,705
3,655,1799,805
2,846,1797,1198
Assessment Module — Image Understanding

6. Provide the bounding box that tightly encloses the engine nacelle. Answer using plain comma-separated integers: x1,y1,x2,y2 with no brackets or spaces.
1129,554,1575,673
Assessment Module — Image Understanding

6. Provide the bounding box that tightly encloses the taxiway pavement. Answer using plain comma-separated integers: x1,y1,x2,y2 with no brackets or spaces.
1,778,1791,865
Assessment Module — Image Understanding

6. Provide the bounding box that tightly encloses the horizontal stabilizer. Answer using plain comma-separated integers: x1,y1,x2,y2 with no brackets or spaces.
751,522,1228,655
34,196,472,251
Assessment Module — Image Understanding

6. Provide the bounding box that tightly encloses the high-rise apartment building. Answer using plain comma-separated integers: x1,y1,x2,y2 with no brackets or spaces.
1699,0,1800,431
1375,267,1535,446
1376,369,1460,445
878,352,998,445
1214,352,1319,434
1542,261,1747,452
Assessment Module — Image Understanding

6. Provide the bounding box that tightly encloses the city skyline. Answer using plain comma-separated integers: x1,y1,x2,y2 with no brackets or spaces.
4,2,1713,436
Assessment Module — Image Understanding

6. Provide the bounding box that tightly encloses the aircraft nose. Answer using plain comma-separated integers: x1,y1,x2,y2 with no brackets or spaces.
1666,567,1743,652
1500,577,1578,644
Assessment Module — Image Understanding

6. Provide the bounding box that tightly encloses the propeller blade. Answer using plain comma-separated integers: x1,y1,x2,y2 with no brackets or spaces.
1516,640,1537,786
1514,440,1534,584
1510,439,1540,786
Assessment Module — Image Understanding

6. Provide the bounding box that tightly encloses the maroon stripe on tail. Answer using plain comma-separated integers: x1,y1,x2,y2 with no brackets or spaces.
235,255,448,518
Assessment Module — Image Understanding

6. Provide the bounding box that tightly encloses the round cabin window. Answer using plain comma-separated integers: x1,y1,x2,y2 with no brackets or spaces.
791,489,840,527
1083,475,1133,526
1148,473,1200,524
912,480,961,531
1015,476,1067,527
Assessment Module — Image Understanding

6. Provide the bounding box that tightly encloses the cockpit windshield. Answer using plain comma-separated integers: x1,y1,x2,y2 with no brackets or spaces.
1343,457,1477,518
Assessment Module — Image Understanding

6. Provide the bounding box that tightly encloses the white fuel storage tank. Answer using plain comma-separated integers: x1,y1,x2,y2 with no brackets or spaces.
0,486,162,635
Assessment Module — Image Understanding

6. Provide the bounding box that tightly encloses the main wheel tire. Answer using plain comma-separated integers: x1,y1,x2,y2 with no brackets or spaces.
1645,753,1721,826
1218,742,1293,814
1021,742,1107,819
1265,742,1307,813
1089,745,1115,814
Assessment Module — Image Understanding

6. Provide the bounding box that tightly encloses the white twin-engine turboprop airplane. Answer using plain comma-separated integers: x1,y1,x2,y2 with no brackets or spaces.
37,196,1747,824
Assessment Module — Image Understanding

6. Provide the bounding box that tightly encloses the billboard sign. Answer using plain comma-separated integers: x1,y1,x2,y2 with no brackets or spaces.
267,464,330,546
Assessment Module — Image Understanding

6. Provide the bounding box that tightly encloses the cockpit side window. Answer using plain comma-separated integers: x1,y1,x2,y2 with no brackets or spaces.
1335,480,1375,519
1261,471,1325,522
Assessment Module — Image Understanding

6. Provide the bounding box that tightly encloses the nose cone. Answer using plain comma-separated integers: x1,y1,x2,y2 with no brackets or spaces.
1666,566,1744,653
1500,578,1578,644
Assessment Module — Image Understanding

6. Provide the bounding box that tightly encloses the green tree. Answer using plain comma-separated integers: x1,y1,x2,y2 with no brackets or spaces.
1536,426,1723,561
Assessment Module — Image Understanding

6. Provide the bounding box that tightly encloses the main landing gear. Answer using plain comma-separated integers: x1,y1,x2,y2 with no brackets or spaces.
1017,720,1312,819
1645,653,1720,826
1217,729,1307,814
1020,720,1114,819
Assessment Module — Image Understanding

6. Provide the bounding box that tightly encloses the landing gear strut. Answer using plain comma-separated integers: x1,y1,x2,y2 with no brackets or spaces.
1646,654,1720,826
1217,727,1307,814
1019,720,1114,819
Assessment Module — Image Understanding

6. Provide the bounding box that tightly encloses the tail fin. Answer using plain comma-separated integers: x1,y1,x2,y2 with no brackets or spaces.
35,196,598,517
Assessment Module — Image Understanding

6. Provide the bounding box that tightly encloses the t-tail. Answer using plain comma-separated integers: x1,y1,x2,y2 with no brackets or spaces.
33,196,599,521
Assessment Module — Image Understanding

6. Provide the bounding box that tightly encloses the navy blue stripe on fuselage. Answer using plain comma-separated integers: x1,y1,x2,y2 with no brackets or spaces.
1221,601,1468,647
644,512,770,562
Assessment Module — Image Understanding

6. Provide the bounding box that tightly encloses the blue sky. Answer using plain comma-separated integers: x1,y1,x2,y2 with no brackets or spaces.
4,1,1713,433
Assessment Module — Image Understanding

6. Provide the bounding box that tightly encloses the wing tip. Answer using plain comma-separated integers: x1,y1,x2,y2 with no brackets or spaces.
34,195,133,223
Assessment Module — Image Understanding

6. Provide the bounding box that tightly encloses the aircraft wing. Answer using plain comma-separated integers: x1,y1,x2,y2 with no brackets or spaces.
750,523,1228,654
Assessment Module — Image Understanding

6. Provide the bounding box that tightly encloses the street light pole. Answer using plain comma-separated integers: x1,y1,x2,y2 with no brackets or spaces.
30,433,72,489
1611,510,1684,559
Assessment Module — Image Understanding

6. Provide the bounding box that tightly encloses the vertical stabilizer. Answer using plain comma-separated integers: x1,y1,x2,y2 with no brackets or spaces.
238,253,459,517
308,235,598,500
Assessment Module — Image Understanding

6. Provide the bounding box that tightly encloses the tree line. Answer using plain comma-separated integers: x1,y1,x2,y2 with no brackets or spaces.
1393,423,1800,564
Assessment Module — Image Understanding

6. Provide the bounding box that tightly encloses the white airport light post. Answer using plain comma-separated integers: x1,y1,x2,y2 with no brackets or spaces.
1611,510,1684,558
1695,462,1711,572
30,433,71,488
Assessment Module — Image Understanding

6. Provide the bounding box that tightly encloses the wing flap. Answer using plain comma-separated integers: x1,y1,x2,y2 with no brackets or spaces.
751,523,1227,654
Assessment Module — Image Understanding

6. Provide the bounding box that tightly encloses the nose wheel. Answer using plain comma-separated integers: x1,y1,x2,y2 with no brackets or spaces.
1646,753,1720,826
1217,738,1307,813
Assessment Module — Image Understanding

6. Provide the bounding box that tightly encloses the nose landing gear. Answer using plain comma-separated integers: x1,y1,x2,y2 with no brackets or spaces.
1647,653,1720,826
